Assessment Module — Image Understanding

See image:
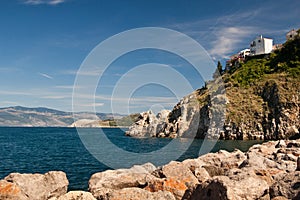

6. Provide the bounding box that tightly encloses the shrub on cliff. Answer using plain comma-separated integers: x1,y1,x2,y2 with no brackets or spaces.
228,29,300,87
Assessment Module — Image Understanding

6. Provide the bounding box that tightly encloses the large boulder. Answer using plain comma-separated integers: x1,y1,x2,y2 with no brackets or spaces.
198,149,246,175
57,191,96,200
107,187,175,200
270,171,300,199
146,161,199,200
0,180,29,200
191,175,269,200
89,163,158,199
4,171,68,200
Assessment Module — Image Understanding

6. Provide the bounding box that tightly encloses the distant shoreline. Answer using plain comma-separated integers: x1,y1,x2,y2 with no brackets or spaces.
0,126,129,128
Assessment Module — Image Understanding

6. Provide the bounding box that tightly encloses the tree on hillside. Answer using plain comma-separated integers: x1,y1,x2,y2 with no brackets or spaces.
213,61,223,79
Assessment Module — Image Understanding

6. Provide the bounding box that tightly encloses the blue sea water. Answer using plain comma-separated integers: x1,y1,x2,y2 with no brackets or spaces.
0,127,262,190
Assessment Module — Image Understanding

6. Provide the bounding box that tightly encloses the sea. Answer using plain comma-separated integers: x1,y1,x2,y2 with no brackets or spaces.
0,127,262,190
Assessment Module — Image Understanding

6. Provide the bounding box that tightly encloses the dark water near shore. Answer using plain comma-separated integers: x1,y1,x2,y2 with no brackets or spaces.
0,127,263,190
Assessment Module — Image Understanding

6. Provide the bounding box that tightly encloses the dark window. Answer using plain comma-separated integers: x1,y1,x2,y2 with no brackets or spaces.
258,40,261,43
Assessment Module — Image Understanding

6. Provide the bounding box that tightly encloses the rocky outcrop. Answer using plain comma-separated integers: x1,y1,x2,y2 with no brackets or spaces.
126,80,227,139
2,171,68,200
88,139,300,200
88,163,159,199
127,74,300,140
126,110,173,138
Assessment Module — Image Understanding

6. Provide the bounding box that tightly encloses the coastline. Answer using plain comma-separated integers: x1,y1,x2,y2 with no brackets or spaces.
1,139,299,200
0,126,129,128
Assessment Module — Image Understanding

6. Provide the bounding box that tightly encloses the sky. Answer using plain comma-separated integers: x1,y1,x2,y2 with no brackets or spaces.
0,0,299,114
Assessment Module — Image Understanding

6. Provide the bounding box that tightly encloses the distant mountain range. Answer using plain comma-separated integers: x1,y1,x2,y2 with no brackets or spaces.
0,106,125,127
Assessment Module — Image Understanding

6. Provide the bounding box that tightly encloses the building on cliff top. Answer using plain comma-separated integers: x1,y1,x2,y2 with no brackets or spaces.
250,35,273,56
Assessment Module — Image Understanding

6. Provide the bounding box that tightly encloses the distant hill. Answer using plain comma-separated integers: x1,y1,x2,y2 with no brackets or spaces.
0,106,125,127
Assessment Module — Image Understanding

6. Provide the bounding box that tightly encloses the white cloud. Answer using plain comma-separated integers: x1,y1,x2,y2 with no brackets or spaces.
55,85,75,89
40,95,68,99
0,91,32,96
168,8,278,60
209,26,257,59
38,72,53,79
23,0,65,5
48,0,65,5
62,68,103,76
75,103,105,107
55,85,85,90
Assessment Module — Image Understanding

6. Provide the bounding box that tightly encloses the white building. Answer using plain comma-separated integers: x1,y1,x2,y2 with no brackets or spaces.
238,49,251,58
250,35,273,56
286,29,298,41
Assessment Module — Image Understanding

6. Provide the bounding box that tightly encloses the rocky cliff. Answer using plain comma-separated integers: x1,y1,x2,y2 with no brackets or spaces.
2,139,300,199
126,73,300,140
126,31,300,140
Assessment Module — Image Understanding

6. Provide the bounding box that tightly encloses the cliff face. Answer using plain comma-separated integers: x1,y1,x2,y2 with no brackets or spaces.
126,74,300,140
222,74,299,140
126,77,228,139
126,35,300,140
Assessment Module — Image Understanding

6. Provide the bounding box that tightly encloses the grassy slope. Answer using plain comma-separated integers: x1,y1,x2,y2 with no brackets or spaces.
197,31,300,139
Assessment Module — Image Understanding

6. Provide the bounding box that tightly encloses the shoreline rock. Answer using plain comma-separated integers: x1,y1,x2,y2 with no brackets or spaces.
1,139,300,199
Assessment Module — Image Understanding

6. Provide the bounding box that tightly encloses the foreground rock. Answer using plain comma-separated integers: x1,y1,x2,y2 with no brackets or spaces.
1,139,300,199
107,188,175,200
0,180,29,200
1,171,68,200
57,191,96,200
89,139,300,200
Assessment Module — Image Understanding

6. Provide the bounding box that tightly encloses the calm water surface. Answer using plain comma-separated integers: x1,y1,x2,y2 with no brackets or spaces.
0,127,262,190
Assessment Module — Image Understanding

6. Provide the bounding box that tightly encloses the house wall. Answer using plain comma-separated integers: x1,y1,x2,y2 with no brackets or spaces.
263,38,273,54
250,36,273,55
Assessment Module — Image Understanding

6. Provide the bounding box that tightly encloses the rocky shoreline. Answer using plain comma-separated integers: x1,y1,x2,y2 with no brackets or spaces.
1,139,300,200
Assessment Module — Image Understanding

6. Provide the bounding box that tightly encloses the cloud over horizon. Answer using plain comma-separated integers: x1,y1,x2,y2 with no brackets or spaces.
23,0,66,5
209,26,257,59
38,72,54,79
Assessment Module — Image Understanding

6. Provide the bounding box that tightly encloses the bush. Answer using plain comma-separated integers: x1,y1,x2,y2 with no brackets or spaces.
227,30,300,86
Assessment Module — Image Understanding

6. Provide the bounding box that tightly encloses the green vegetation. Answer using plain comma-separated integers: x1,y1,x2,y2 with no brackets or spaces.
108,113,140,127
228,30,300,87
213,61,223,79
196,30,300,137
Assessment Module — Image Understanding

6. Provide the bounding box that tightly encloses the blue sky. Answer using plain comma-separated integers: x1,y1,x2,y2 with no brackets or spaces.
0,0,299,114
